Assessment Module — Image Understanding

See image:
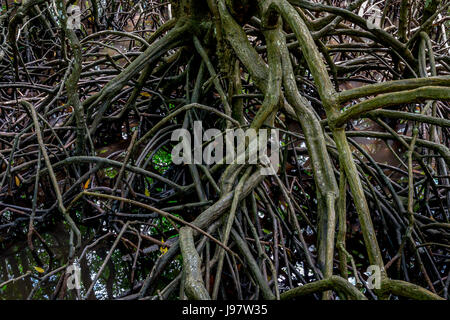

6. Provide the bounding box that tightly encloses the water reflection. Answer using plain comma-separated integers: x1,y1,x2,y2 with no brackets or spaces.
0,220,176,300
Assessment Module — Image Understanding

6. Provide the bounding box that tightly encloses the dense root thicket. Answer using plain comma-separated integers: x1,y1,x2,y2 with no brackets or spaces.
0,0,449,300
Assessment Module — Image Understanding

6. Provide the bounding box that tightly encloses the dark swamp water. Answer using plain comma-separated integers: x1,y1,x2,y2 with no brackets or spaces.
0,219,180,299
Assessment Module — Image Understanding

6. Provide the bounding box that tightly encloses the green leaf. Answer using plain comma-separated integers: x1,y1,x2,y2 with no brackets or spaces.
104,167,118,178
